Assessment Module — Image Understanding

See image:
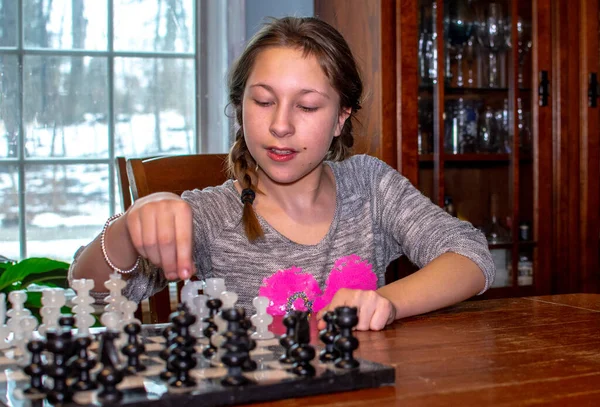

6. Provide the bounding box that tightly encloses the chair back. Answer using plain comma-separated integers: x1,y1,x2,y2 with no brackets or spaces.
127,154,229,200
124,154,230,323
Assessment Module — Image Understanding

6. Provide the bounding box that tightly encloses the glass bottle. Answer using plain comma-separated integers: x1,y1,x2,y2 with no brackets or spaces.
486,193,510,287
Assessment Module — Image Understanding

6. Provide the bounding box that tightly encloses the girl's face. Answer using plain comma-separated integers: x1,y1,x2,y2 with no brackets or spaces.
242,46,349,186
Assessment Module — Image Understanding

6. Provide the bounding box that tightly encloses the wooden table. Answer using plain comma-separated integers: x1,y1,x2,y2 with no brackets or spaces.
256,294,600,406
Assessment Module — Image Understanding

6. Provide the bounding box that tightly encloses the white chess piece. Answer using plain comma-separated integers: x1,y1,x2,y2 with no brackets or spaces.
7,290,32,347
71,278,96,336
104,272,127,315
0,293,11,349
101,311,121,332
204,278,225,298
17,315,38,364
180,279,203,310
38,288,65,336
251,296,274,340
191,294,208,338
121,300,140,326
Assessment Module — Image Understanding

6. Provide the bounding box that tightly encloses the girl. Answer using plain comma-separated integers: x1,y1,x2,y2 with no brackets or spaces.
70,17,494,331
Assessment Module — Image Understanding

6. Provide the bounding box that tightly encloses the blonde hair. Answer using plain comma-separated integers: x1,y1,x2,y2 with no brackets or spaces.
227,17,363,241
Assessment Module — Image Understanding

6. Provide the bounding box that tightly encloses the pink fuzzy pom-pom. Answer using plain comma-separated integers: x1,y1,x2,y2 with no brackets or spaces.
259,267,322,316
312,255,377,312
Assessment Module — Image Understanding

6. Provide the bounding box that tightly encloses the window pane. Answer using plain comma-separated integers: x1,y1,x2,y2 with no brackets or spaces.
0,0,17,47
25,164,108,262
0,165,19,260
24,0,108,50
23,55,109,158
114,57,195,156
0,55,19,158
114,0,194,53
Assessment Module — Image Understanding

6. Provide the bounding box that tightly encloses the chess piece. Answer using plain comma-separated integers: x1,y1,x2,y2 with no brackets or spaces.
251,296,274,340
45,330,73,404
279,311,299,364
159,318,180,381
334,306,360,369
318,311,340,362
191,294,208,338
202,298,222,358
221,307,253,386
204,277,226,298
18,315,38,364
58,314,76,360
122,322,147,375
23,338,46,397
288,311,316,377
71,278,96,336
97,318,124,403
0,293,10,349
38,288,65,336
167,306,197,388
7,290,32,348
68,336,97,391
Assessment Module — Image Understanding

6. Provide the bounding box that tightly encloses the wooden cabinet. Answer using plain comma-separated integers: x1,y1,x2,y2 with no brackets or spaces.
316,0,600,297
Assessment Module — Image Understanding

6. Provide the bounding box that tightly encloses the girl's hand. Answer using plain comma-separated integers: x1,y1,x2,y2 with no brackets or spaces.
316,288,397,331
125,192,195,281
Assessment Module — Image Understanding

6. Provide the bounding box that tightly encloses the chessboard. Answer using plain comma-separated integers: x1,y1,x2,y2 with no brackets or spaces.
0,324,395,407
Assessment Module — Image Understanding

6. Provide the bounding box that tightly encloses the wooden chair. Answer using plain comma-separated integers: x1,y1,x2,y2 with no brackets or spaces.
125,154,230,323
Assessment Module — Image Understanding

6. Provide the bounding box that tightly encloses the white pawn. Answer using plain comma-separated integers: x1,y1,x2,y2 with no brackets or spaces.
17,315,38,364
104,272,127,315
190,294,208,338
71,278,96,336
121,300,140,326
251,296,274,340
0,293,11,349
38,288,65,336
101,311,121,331
180,279,203,310
204,278,225,298
7,290,32,347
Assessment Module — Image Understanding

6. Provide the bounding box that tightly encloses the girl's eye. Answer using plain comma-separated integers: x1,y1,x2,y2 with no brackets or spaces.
254,100,272,107
298,105,318,113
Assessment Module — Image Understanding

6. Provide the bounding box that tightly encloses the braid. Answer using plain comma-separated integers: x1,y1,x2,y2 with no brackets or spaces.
227,129,264,241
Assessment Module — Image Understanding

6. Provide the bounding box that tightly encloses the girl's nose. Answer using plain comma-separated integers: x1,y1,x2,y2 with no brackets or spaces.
269,105,294,138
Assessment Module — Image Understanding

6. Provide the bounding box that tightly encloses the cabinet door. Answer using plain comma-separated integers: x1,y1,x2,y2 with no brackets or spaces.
579,0,600,292
416,0,553,296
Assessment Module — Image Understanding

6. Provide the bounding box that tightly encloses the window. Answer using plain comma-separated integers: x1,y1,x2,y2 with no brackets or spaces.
0,0,243,261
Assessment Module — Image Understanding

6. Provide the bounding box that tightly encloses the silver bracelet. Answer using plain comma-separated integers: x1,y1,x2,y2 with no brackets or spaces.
101,213,141,274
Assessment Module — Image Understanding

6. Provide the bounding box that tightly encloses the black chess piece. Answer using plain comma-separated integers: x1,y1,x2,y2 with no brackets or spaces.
68,336,97,392
279,311,299,364
202,298,222,358
221,307,253,386
45,330,72,404
97,365,124,403
333,306,360,369
23,339,46,397
122,322,147,375
167,306,197,388
288,311,316,377
58,314,76,360
97,329,124,403
159,323,179,381
318,311,340,363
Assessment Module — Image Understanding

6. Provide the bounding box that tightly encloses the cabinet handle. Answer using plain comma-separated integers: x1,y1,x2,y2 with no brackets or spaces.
588,73,598,108
538,71,549,107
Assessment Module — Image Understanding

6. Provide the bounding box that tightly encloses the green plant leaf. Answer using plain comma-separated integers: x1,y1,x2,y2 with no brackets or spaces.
0,258,69,291
21,269,70,289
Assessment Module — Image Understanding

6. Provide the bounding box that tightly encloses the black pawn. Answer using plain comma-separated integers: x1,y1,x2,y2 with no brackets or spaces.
167,308,197,388
122,322,146,375
97,365,124,404
23,339,46,396
318,311,340,363
159,323,178,381
334,306,360,369
68,336,97,392
221,308,253,386
58,315,77,360
45,330,73,404
279,311,298,364
202,298,222,358
288,311,316,377
97,330,124,403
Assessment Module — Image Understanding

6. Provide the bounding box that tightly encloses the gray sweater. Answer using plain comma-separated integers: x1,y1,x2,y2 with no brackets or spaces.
82,154,494,312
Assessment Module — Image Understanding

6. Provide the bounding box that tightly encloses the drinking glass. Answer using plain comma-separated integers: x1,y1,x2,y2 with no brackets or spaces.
477,3,506,88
